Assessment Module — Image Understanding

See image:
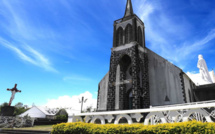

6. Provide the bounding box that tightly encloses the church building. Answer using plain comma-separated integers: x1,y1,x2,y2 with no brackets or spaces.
97,0,196,111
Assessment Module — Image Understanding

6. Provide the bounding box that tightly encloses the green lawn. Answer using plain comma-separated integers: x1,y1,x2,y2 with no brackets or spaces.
3,125,53,131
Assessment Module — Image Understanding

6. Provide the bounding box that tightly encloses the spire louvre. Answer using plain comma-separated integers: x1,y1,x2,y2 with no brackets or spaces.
124,0,134,17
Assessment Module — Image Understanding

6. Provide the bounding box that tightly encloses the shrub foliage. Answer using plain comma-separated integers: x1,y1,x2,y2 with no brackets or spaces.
52,121,215,134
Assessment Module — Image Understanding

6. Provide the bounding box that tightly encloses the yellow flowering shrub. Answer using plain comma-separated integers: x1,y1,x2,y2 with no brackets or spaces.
52,121,215,134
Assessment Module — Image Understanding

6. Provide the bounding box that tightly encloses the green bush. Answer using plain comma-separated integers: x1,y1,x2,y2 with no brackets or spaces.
56,115,68,120
52,121,215,134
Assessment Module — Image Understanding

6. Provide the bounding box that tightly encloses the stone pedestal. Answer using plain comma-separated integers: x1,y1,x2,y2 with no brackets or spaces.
0,106,15,116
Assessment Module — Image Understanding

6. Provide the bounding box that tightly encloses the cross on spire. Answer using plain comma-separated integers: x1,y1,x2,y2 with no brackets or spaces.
124,0,134,18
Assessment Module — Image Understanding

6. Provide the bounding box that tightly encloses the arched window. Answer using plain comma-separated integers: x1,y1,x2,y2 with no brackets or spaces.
125,24,132,44
128,90,133,109
116,27,123,47
119,55,131,69
118,55,132,110
137,27,142,45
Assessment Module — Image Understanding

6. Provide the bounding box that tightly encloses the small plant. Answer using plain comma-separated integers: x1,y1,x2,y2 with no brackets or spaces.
56,115,68,120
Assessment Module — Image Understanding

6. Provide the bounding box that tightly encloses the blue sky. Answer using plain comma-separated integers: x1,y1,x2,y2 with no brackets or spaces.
0,0,215,108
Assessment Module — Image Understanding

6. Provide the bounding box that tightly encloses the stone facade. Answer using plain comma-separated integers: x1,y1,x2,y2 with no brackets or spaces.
147,49,195,106
106,43,150,111
97,0,195,111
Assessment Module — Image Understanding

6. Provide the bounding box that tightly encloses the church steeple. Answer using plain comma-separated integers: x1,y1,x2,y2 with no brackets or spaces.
106,0,149,111
124,0,134,17
113,0,145,48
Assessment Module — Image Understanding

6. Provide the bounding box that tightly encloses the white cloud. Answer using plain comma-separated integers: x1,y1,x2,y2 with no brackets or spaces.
1,0,58,40
0,37,57,72
136,0,154,22
136,1,169,53
136,1,215,68
178,29,215,58
1,0,36,40
45,91,97,112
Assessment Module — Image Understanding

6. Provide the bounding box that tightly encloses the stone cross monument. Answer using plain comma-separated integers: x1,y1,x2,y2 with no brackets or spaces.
7,84,21,106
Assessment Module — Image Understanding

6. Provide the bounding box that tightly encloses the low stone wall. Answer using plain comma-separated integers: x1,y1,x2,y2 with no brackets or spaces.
0,116,34,128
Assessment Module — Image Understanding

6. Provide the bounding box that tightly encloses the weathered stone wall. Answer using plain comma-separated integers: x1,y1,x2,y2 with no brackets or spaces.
97,47,195,111
183,74,195,102
97,73,109,111
107,43,144,111
0,116,34,128
147,48,188,106
139,50,150,108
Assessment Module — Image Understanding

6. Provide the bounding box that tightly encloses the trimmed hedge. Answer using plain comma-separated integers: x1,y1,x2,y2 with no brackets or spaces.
34,118,67,125
52,121,215,134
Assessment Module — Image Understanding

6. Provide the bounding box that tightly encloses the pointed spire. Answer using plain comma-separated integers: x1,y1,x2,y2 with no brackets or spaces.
124,0,134,17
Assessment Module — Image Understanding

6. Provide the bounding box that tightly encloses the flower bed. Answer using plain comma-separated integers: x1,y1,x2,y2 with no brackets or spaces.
52,121,215,134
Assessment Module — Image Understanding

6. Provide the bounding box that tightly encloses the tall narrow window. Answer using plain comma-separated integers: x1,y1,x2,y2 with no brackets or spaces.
119,55,132,110
116,27,123,47
137,27,142,45
128,90,133,109
125,24,132,44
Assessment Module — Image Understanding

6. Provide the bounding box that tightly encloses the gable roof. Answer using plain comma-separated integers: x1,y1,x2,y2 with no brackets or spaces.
36,106,60,115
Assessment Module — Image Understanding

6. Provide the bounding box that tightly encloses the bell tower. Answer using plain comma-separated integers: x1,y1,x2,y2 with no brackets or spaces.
113,0,145,48
107,0,150,111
